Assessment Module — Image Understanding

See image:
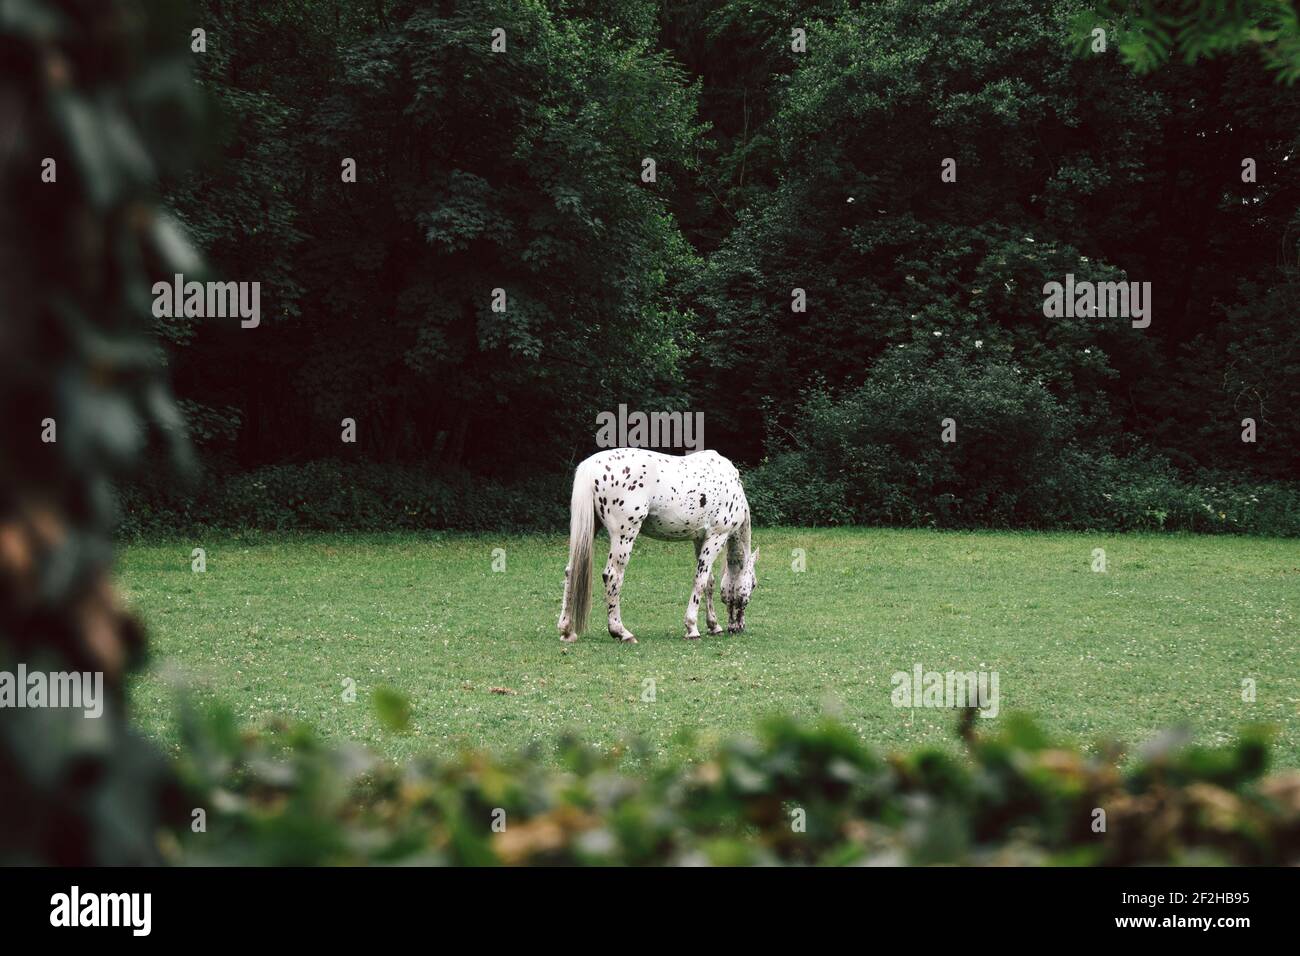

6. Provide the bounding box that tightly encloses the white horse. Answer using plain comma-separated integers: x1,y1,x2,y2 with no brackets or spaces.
558,448,758,643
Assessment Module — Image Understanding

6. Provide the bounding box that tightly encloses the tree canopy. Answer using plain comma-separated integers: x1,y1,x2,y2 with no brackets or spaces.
153,0,1298,520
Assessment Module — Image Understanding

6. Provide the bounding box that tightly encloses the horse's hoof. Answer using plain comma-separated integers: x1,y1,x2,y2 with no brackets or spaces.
560,633,578,643
707,625,724,635
619,635,638,644
727,624,741,634
684,631,701,640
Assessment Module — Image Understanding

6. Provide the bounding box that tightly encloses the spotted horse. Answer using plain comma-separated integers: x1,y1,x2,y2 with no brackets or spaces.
557,449,758,643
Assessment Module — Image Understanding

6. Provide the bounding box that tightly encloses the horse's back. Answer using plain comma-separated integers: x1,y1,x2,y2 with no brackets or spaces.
577,447,681,473
577,449,737,487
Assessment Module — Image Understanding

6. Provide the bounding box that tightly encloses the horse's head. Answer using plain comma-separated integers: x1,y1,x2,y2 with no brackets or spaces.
721,546,758,633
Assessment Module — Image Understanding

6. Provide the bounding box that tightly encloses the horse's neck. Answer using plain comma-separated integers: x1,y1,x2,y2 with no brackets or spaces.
726,515,751,569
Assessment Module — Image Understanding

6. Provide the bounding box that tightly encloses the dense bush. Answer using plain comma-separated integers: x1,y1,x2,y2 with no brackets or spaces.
168,700,1300,866
742,348,1300,535
752,348,1077,527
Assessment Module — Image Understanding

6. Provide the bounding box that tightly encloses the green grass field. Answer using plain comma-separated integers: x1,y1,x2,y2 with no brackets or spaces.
120,529,1300,767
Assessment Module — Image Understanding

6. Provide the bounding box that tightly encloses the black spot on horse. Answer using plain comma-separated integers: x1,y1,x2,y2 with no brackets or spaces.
700,494,706,507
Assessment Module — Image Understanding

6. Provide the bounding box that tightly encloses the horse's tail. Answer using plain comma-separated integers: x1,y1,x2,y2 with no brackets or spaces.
566,460,596,634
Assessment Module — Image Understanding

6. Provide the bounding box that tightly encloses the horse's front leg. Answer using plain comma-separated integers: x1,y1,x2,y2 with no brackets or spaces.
604,520,640,643
685,533,726,639
707,572,728,639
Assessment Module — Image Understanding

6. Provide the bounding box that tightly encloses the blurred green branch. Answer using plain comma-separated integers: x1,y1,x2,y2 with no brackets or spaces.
170,698,1300,866
1076,1,1300,81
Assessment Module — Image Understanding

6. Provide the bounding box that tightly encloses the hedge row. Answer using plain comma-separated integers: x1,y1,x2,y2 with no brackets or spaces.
116,457,1300,537
115,460,571,536
746,450,1300,535
169,701,1300,866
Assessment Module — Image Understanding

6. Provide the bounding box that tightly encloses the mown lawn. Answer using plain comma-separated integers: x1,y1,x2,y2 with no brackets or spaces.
120,529,1300,767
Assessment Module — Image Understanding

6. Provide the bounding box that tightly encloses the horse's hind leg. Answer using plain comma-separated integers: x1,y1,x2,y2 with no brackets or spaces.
604,518,641,643
694,538,723,635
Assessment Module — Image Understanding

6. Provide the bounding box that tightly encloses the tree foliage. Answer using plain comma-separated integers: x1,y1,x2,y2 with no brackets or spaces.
142,0,1300,508
170,0,703,474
